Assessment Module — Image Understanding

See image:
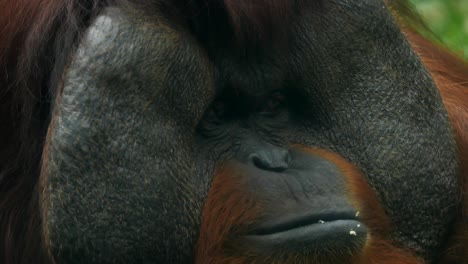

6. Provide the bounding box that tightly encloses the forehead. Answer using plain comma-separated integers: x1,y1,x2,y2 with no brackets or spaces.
74,0,394,76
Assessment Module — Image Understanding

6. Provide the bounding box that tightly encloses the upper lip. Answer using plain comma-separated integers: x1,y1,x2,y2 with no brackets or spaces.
249,211,358,236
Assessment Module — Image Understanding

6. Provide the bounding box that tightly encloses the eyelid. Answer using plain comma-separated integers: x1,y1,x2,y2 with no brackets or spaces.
212,102,225,118
260,92,286,114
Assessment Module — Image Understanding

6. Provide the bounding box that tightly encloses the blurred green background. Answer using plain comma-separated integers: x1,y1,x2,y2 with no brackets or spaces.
410,0,468,58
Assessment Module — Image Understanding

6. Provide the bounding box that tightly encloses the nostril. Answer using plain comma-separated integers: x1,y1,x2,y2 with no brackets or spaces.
280,149,291,164
250,154,267,169
249,151,290,172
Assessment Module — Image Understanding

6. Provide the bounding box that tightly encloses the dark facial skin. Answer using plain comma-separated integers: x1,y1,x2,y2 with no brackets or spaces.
42,0,459,263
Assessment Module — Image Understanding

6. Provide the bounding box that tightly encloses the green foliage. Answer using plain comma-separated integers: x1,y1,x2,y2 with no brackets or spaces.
410,0,468,58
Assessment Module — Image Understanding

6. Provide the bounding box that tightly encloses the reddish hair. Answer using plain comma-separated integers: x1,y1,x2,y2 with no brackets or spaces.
165,0,322,49
223,0,321,43
0,0,106,262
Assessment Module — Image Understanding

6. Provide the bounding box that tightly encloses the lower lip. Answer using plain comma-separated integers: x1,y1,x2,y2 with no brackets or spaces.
245,220,368,253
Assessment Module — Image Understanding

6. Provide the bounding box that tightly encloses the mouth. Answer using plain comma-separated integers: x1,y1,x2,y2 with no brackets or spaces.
250,211,361,235
246,211,368,253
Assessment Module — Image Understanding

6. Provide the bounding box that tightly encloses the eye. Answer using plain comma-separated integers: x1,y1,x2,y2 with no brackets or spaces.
213,102,226,118
261,92,286,115
204,101,226,124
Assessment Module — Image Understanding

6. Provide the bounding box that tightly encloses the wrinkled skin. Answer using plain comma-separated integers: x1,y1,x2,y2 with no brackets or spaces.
42,0,459,263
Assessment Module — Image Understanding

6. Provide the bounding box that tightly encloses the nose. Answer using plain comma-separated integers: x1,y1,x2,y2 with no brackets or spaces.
246,142,290,172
